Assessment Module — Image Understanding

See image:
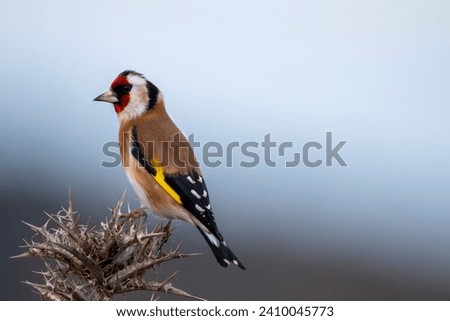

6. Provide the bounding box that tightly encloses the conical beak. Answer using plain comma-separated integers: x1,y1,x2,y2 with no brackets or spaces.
93,90,119,103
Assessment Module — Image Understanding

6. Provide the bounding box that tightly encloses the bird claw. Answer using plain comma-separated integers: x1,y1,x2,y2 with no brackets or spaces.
121,208,147,221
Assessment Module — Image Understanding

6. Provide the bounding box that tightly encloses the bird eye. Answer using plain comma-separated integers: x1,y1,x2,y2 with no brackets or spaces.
112,84,132,96
113,84,133,96
123,84,132,93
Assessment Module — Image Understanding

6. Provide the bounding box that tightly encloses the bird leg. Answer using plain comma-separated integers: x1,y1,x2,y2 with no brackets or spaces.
121,207,147,221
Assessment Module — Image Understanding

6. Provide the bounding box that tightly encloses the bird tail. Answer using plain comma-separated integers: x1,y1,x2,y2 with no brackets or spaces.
196,226,246,270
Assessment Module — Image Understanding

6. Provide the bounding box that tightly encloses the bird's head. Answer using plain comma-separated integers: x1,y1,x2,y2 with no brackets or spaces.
94,70,160,122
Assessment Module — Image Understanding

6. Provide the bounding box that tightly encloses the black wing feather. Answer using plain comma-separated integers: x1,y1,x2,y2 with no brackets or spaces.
164,171,223,241
131,128,156,175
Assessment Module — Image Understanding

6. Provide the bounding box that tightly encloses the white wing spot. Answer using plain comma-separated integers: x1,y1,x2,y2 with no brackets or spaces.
206,232,220,247
191,190,201,199
186,176,196,184
233,260,239,265
195,204,205,213
223,259,230,265
202,190,208,197
198,176,203,183
205,204,211,210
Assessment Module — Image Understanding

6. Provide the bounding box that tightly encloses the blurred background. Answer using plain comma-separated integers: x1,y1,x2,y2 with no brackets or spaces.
1,0,450,300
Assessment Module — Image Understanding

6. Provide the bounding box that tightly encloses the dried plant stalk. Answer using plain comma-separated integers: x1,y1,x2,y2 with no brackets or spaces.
13,191,203,301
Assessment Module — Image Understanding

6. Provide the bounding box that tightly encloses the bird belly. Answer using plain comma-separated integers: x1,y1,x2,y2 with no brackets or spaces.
123,159,192,222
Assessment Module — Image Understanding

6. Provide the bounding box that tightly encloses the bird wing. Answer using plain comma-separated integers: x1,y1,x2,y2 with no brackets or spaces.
164,170,223,241
131,126,223,241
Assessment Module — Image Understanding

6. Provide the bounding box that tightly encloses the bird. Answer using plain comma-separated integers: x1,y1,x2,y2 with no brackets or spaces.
94,70,245,269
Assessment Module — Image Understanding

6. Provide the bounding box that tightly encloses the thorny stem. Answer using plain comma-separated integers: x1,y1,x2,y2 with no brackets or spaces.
12,191,204,301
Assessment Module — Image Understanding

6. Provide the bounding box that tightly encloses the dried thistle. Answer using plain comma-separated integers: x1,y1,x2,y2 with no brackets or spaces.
13,191,203,301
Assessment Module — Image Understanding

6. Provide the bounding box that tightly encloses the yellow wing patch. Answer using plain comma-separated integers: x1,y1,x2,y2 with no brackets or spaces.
153,166,182,204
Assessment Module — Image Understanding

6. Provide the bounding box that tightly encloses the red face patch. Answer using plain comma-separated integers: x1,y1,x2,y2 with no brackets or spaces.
110,76,131,113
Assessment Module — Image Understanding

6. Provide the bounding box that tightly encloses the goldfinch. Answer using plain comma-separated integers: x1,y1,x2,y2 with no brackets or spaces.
94,70,245,269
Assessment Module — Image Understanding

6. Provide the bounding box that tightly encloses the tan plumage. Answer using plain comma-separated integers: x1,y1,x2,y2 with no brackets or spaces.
94,70,245,269
118,96,196,219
